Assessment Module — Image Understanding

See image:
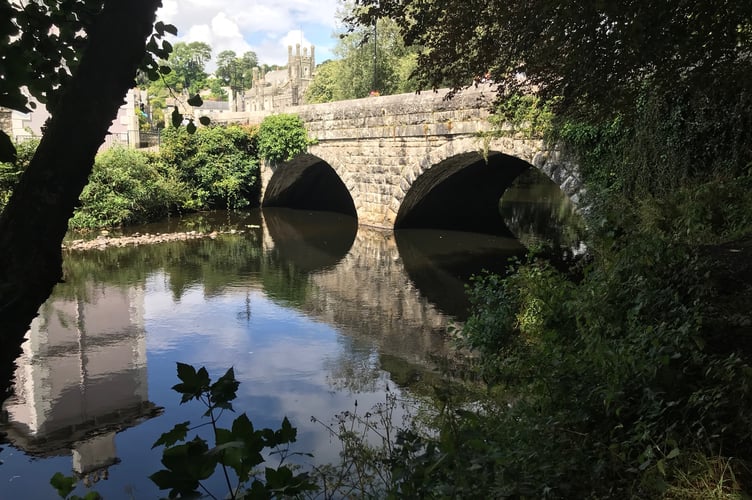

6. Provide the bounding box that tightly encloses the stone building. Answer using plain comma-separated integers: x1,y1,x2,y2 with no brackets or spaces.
246,44,315,112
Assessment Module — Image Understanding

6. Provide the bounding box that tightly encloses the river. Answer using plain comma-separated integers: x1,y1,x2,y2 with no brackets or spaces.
0,170,582,498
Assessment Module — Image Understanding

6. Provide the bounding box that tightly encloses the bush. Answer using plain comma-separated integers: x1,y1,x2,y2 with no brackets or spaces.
256,114,311,165
439,235,752,498
0,138,39,211
70,146,186,229
160,124,259,210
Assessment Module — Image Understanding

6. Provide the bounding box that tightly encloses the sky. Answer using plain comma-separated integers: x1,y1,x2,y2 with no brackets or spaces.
156,0,344,71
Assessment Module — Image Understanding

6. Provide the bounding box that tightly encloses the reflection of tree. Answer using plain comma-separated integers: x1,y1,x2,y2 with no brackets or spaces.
499,169,586,252
324,337,383,393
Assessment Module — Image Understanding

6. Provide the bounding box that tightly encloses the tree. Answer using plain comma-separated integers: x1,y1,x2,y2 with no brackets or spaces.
335,16,418,98
215,49,238,82
303,13,418,102
347,1,752,198
168,41,212,94
0,0,165,397
304,60,341,103
216,49,258,91
347,0,752,120
0,0,105,159
240,50,259,85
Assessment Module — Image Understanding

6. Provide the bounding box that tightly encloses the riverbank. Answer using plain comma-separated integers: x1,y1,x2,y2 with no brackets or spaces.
63,228,250,252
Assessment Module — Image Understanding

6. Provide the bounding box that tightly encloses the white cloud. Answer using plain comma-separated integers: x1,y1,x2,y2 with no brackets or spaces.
155,0,340,68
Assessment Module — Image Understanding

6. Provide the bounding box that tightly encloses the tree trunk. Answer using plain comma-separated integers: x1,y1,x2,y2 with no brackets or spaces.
0,0,162,400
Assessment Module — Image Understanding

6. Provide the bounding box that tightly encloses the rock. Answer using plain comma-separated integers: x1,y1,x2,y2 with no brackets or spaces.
63,229,243,252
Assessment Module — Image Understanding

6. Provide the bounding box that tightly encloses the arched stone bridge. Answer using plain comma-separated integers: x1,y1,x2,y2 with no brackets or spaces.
261,85,584,233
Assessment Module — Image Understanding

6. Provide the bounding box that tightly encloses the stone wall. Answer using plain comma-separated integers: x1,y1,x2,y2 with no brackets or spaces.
263,85,584,228
303,227,450,362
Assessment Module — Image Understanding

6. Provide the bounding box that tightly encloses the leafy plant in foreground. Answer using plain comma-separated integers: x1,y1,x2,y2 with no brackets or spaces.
49,472,101,500
150,363,316,499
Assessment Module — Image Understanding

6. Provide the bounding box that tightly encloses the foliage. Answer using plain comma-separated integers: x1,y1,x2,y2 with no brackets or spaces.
310,387,424,498
427,235,752,498
488,93,555,138
50,472,101,500
164,41,212,95
304,60,340,104
69,146,186,229
216,49,258,90
150,363,316,499
256,114,311,165
0,0,103,117
333,16,419,99
0,0,177,162
556,80,752,205
304,10,419,102
347,1,752,121
0,139,39,210
159,124,260,210
349,1,752,238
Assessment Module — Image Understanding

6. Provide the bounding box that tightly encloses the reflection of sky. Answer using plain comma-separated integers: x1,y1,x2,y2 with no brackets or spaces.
141,271,405,492
1,271,408,499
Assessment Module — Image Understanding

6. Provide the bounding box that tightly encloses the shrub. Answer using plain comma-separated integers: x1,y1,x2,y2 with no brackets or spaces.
70,146,186,229
0,138,39,211
256,114,311,165
160,124,259,210
443,235,752,497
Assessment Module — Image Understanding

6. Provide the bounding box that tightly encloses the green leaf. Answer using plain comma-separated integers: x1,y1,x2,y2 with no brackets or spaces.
171,108,182,127
152,421,190,449
187,94,203,107
164,23,178,36
186,121,197,134
666,447,681,459
278,416,297,443
198,116,211,126
232,413,255,437
50,472,76,498
210,366,239,407
244,479,270,499
0,131,17,164
176,362,197,384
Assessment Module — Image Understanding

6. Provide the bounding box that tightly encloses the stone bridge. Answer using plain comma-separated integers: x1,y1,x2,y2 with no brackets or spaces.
260,85,583,233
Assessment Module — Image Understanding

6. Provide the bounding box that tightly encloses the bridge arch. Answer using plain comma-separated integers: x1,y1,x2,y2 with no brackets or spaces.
261,153,357,218
259,87,584,229
393,136,584,234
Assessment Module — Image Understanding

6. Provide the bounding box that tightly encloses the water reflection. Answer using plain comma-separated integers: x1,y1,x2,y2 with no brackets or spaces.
1,178,580,496
1,283,159,485
499,167,586,252
396,229,525,319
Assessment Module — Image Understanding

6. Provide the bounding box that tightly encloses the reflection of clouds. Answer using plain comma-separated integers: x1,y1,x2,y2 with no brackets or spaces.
142,271,410,466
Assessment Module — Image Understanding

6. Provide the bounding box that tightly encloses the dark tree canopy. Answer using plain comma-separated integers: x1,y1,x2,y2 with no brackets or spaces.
0,0,175,161
348,0,752,119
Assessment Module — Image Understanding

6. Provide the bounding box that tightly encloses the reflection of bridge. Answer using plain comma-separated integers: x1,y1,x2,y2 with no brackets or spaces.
2,284,159,481
261,209,523,363
261,86,583,233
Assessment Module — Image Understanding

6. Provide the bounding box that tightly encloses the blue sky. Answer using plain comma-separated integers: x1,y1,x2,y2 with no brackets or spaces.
156,0,343,71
